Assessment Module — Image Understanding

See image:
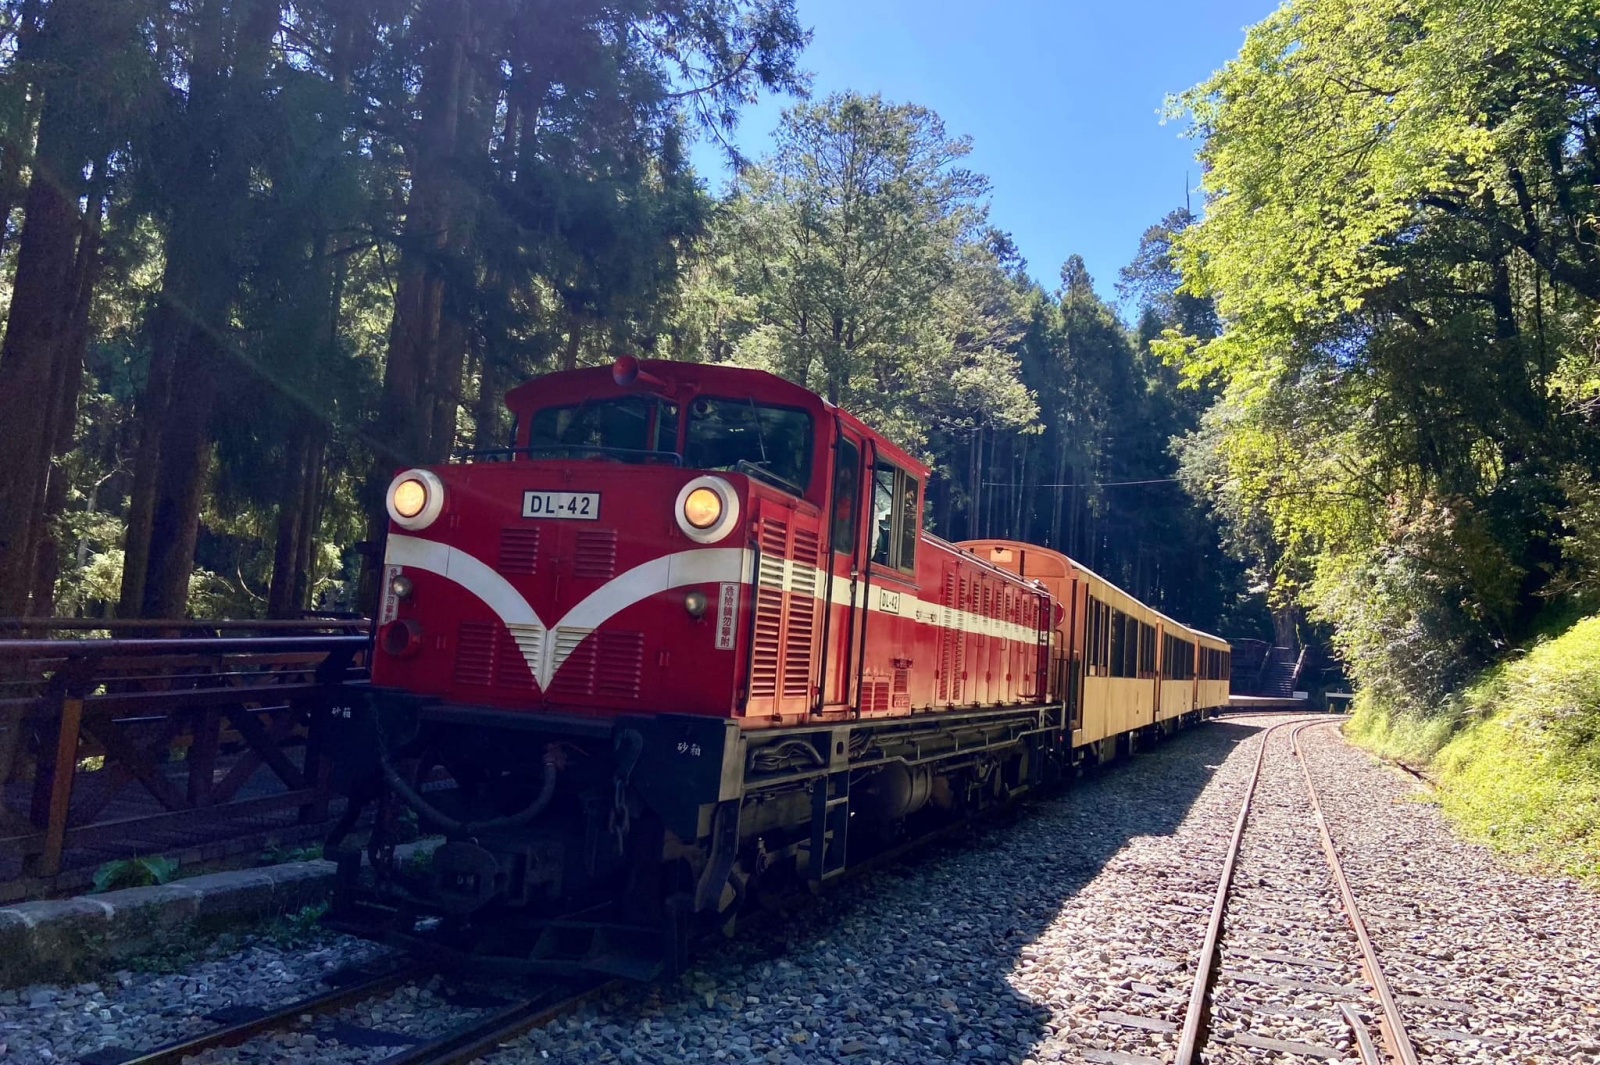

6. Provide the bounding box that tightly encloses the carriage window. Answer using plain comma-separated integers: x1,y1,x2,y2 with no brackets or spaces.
530,396,677,457
832,438,860,554
868,461,919,573
1108,610,1124,677
685,397,813,493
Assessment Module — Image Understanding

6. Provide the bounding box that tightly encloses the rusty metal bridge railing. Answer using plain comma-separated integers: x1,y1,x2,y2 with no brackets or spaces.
0,619,370,902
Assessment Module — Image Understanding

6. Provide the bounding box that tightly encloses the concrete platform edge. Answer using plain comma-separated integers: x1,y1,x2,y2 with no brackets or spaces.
0,859,336,987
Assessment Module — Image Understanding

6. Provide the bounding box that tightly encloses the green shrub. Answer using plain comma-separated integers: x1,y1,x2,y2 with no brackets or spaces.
91,855,180,893
1347,614,1600,882
258,902,330,949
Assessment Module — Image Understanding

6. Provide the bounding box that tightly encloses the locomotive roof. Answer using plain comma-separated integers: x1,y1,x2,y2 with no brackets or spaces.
502,359,928,478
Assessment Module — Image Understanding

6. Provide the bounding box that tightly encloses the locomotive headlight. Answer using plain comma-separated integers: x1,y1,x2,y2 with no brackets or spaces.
389,573,415,601
674,476,739,543
683,590,709,618
393,479,427,518
683,487,723,529
385,468,445,530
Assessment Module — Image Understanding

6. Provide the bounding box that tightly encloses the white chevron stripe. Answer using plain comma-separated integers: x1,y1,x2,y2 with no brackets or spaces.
385,534,1046,692
385,535,545,631
386,534,752,688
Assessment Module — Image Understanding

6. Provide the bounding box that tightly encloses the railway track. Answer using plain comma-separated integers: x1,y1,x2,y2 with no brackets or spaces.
79,961,619,1065
73,714,1422,1065
1175,718,1420,1065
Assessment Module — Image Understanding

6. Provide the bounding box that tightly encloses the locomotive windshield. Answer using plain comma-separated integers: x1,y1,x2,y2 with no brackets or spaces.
685,397,813,493
526,393,813,492
529,396,679,460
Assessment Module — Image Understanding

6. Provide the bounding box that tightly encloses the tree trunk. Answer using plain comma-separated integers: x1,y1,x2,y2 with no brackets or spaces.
430,316,467,461
118,300,180,617
0,82,89,615
1013,436,1027,540
27,168,104,617
0,0,42,267
360,0,472,612
473,347,505,451
267,432,310,618
561,312,584,371
295,429,325,608
121,0,283,619
141,336,222,617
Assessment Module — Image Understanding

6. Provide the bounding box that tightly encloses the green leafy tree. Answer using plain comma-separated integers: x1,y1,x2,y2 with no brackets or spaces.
1166,0,1600,706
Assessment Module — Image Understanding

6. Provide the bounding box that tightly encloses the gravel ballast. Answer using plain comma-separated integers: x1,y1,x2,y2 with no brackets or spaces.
4,713,1596,1065
1300,720,1600,1064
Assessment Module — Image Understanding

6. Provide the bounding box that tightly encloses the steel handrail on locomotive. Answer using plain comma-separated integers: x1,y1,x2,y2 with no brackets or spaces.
326,356,1230,979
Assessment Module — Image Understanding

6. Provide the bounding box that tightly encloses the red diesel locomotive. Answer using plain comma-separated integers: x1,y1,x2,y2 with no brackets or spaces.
327,357,1224,978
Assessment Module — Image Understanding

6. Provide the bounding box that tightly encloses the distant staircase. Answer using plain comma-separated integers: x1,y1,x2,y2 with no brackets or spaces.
1228,640,1305,697
1260,655,1298,697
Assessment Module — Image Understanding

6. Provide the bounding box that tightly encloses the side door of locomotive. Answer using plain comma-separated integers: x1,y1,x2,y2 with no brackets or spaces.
821,430,868,710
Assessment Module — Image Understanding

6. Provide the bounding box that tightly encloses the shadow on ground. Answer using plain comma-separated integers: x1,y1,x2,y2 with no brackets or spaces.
510,718,1264,1065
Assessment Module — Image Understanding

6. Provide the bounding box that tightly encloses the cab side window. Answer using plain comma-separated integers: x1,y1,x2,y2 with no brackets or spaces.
869,461,920,573
871,466,896,566
898,473,919,570
832,438,861,554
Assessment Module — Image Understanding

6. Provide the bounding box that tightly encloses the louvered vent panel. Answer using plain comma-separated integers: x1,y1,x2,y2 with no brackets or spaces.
549,627,596,698
748,519,788,700
866,680,890,714
594,631,645,699
782,527,820,698
954,576,969,703
893,668,908,694
573,530,618,579
498,528,541,575
937,572,956,701
495,624,539,689
455,622,496,686
790,526,820,571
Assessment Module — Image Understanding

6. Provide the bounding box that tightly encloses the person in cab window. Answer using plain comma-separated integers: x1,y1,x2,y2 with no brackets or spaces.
871,467,894,566
832,462,857,548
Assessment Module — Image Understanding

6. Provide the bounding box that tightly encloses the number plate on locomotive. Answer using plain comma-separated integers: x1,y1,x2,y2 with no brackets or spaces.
521,491,600,520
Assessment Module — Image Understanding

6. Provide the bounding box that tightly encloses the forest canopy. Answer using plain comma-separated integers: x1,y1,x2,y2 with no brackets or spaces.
0,0,1266,642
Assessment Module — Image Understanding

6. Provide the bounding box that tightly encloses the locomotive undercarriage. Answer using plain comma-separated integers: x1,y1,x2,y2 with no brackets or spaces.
324,693,1077,980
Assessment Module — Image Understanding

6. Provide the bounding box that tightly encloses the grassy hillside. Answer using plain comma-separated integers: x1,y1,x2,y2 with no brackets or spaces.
1345,615,1600,883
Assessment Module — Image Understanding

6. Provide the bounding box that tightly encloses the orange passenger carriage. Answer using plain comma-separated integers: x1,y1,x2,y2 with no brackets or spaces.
959,540,1232,762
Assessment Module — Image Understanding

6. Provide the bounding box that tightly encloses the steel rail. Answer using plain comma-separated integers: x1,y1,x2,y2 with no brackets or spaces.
100,965,423,1065
1341,1002,1384,1065
1293,720,1421,1065
1173,719,1288,1064
374,978,625,1065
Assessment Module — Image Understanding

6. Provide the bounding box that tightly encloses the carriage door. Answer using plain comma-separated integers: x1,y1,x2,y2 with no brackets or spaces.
823,433,867,709
1065,579,1083,731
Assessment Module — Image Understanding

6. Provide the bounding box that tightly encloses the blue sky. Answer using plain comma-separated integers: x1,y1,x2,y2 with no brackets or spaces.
689,0,1276,312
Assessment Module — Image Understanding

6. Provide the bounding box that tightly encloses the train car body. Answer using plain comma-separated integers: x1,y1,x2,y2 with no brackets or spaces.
368,360,1050,724
327,359,1228,979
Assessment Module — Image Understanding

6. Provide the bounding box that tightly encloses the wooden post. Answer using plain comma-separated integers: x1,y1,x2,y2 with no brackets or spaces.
187,707,219,807
37,688,84,877
0,704,30,833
